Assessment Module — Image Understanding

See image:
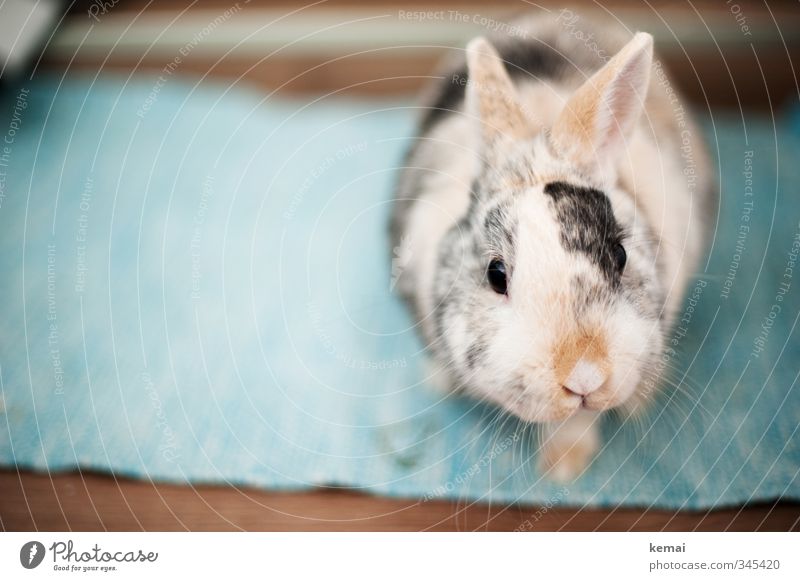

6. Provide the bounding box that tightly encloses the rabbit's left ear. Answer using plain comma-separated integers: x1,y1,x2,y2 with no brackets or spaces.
550,32,653,176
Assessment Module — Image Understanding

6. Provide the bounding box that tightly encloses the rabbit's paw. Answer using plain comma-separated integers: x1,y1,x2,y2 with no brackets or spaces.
538,411,600,482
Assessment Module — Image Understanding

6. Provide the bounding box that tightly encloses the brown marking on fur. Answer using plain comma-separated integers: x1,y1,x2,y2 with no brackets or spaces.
550,33,653,169
553,330,610,388
550,57,620,167
467,38,535,142
499,174,535,191
553,83,601,155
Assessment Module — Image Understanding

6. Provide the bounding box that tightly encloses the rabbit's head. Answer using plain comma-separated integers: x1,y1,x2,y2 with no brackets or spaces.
430,33,666,422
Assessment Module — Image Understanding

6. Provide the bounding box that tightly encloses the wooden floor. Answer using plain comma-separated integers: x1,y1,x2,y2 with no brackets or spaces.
1,470,797,531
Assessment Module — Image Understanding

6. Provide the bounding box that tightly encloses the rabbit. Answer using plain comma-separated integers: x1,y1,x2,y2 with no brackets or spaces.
390,14,714,481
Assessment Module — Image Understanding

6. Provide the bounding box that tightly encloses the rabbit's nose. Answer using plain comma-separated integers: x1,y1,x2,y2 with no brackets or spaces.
561,358,607,396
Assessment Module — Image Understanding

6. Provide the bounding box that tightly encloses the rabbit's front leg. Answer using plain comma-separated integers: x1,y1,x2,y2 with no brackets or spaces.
538,409,601,482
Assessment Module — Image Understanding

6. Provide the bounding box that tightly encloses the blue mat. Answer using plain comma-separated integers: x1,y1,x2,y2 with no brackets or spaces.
0,76,798,509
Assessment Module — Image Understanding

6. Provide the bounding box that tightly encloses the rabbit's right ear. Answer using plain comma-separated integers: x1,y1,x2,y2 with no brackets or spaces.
465,38,536,152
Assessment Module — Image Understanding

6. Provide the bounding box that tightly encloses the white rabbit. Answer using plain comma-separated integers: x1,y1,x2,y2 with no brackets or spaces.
390,14,714,481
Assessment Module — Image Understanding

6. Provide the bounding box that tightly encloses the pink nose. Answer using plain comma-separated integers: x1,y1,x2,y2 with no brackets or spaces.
562,359,606,396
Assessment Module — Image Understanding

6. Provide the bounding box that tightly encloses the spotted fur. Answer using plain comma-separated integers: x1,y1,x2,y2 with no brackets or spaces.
390,14,714,480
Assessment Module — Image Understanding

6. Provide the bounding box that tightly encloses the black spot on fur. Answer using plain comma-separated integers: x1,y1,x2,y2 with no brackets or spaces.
419,40,567,134
466,340,484,369
483,204,515,251
543,181,625,285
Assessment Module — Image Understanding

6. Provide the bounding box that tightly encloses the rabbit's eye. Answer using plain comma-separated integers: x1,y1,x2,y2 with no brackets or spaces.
487,259,508,295
614,243,627,271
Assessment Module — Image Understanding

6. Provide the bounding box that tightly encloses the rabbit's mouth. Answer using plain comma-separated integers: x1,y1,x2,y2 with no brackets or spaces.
560,388,595,411
508,376,635,423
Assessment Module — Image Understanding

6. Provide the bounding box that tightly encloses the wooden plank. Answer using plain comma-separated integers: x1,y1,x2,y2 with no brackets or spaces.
42,1,800,109
1,470,798,531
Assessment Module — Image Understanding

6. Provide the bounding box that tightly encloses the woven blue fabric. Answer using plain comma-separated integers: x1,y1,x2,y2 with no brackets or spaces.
0,76,798,509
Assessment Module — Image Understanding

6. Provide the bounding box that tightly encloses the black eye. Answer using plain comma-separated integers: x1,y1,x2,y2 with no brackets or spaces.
487,259,508,295
614,243,627,272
